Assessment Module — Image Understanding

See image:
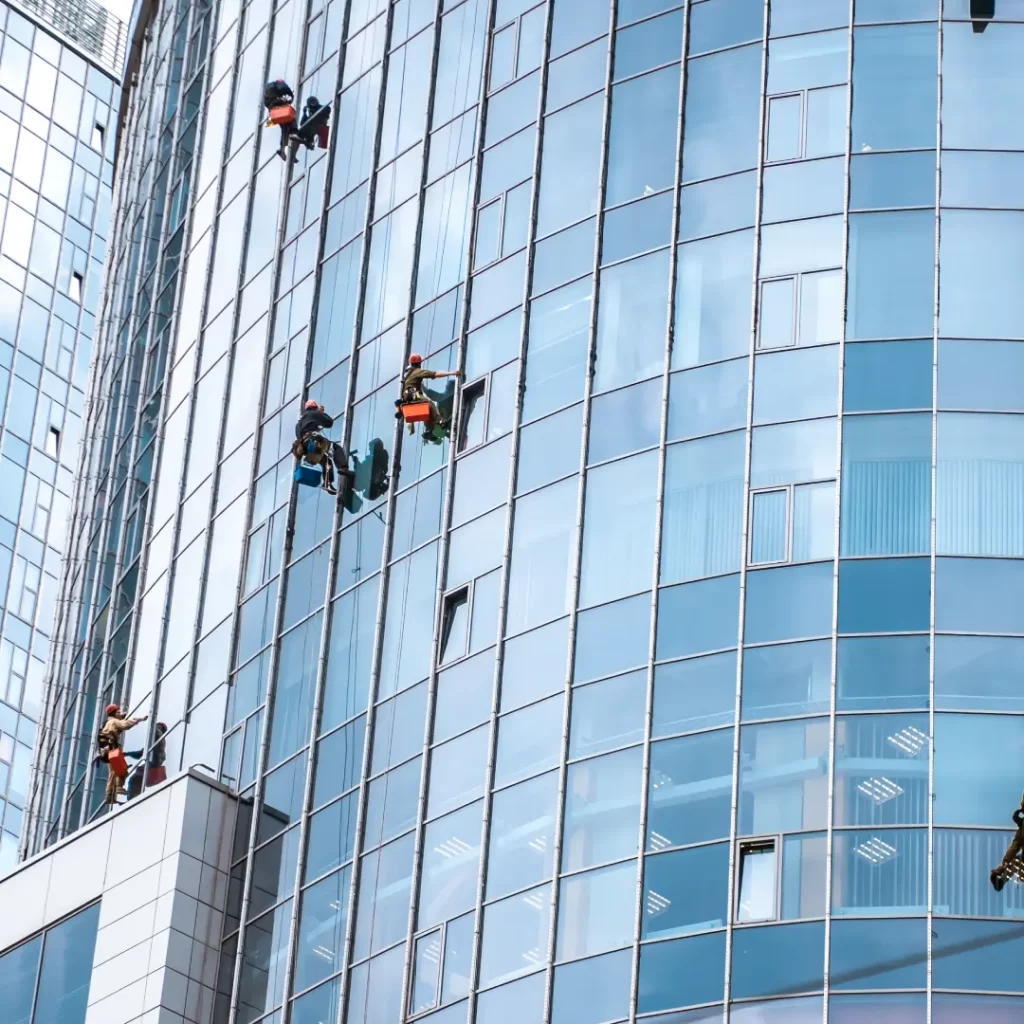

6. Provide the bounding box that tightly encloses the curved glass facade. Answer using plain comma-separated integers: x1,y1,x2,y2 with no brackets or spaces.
26,0,1024,1020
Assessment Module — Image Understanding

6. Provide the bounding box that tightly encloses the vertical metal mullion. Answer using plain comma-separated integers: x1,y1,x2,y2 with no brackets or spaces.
821,3,856,1018
397,1,502,1017
541,2,617,1021
628,2,691,1019
722,1,770,1019
927,5,944,1022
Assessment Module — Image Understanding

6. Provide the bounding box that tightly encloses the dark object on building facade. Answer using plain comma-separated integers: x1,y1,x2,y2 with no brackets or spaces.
96,706,148,805
972,0,995,31
295,96,331,151
990,793,1024,891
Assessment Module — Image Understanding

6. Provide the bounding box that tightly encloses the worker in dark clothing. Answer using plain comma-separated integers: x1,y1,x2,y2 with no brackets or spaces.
125,721,168,800
264,79,297,161
97,703,148,805
294,95,331,152
992,793,1024,891
396,354,460,441
293,399,349,495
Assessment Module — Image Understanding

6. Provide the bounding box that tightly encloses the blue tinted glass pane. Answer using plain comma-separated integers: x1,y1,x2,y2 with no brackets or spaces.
590,378,662,463
652,651,736,737
569,670,647,759
547,41,606,114
837,635,930,711
934,828,1024,919
833,713,930,826
657,574,740,659
935,634,1024,711
517,405,583,494
851,24,938,151
502,618,568,712
934,556,1024,633
292,977,342,1024
847,212,935,340
855,0,936,18
943,23,1024,150
662,433,745,583
933,994,1024,1020
557,869,634,960
938,340,1024,412
838,558,930,633
619,0,679,25
495,695,562,787
832,829,928,915
750,489,787,564
602,192,673,264
733,998,823,1024
760,215,844,278
594,250,669,392
669,360,748,441
739,719,830,834
762,158,845,224
305,792,359,880
937,413,1024,556
941,151,1024,210
843,341,932,412
850,152,936,210
830,918,926,990
0,935,40,1024
934,712,1024,827
753,345,839,424
643,844,730,940
551,0,608,57
638,932,726,1013
770,0,848,34
678,172,757,242
932,920,1024,993
575,593,651,682
940,210,1024,339
767,30,847,92
614,9,683,79
688,0,762,55
649,729,734,848
750,418,837,488
682,45,762,181
476,973,544,1024
551,949,631,1024
675,230,754,369
741,640,831,720
606,66,680,205
730,921,825,999
533,220,595,296
744,562,834,644
537,96,603,240
841,413,931,556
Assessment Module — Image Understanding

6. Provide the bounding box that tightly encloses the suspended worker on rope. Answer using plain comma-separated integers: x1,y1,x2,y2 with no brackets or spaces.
396,354,460,444
263,80,331,164
293,399,350,495
96,703,148,805
991,792,1024,891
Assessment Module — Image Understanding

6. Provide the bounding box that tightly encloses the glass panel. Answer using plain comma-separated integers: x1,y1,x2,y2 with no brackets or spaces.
730,921,825,999
767,30,848,93
589,378,662,463
427,725,489,818
487,770,558,899
678,171,757,242
648,729,734,849
434,649,494,743
32,903,100,1024
363,757,421,849
569,670,646,759
762,157,845,224
502,618,568,711
478,884,550,987
556,860,636,959
750,418,837,488
418,801,483,929
758,277,795,349
753,345,839,424
932,920,1024,994
294,867,350,991
750,489,788,564
741,640,831,720
844,340,932,413
551,949,631,1024
837,557,931,633
766,94,801,163
744,562,834,644
939,339,1024,412
934,828,1024,919
517,405,583,494
941,150,1024,210
935,556,1024,634
642,843,729,939
495,694,562,787
737,842,777,923
441,912,474,1003
832,828,927,915
850,151,935,210
935,634,1024,712
476,973,544,1023
836,636,930,712
657,573,740,660
574,593,650,683
667,359,748,442
410,929,442,1014
652,651,736,738
781,833,827,920
615,7,683,78
637,932,726,1013
353,834,414,958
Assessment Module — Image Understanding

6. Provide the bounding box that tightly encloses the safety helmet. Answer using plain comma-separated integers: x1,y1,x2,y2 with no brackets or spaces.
408,353,423,365
106,703,121,715
304,399,319,410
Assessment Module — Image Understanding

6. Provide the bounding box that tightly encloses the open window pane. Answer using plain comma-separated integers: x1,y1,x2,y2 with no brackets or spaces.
737,841,778,923
440,589,469,665
411,929,442,1013
459,381,486,452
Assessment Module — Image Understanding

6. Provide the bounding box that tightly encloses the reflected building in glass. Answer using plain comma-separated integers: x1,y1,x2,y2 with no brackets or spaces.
0,0,120,871
22,0,1024,1020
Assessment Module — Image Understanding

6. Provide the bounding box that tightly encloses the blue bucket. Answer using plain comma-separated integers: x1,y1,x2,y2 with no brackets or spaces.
294,464,321,487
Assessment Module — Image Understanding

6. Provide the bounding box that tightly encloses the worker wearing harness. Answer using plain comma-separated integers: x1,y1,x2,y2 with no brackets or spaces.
97,704,148,805
397,354,460,442
293,400,349,495
991,792,1024,891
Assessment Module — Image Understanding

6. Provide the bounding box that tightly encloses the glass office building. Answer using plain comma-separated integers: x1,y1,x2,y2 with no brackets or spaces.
0,0,120,871
25,0,1024,1020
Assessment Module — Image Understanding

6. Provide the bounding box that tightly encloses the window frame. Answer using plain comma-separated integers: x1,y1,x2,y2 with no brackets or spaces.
488,2,547,94
735,836,781,924
765,84,845,164
439,583,472,666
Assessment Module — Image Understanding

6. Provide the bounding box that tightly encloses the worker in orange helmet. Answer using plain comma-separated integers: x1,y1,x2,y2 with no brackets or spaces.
293,398,349,494
398,354,460,441
97,703,148,805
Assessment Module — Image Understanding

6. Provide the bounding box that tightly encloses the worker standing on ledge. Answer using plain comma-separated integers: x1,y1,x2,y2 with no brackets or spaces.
97,704,148,805
293,399,349,495
397,354,460,440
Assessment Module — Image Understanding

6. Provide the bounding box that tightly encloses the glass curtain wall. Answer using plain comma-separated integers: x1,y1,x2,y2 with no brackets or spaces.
29,0,1024,1021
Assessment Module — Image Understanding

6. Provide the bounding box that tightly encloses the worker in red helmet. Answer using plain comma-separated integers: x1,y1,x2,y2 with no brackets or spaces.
97,703,148,805
398,354,460,441
293,398,349,495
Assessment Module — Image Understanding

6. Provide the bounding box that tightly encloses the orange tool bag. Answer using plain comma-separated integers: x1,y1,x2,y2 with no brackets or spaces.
266,104,296,127
107,748,129,778
401,401,433,424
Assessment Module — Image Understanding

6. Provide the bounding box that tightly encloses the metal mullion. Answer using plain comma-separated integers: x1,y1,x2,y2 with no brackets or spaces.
395,0,477,1009
927,6,944,1022
628,0,691,1018
77,0,203,828
457,0,547,1016
541,1,616,1020
722,0,769,1018
820,2,856,1018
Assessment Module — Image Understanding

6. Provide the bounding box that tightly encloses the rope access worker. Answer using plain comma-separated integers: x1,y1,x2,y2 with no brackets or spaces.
263,79,297,161
294,399,349,495
96,704,148,805
397,354,460,442
125,721,168,800
991,792,1024,891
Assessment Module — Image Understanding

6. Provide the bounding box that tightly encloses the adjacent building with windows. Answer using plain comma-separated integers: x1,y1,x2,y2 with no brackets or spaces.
0,0,121,871
21,0,1024,1021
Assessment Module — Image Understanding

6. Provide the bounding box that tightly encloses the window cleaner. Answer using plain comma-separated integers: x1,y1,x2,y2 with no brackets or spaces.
293,399,351,495
124,721,168,800
263,80,332,163
263,79,297,160
991,793,1024,891
396,354,460,444
96,704,148,805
